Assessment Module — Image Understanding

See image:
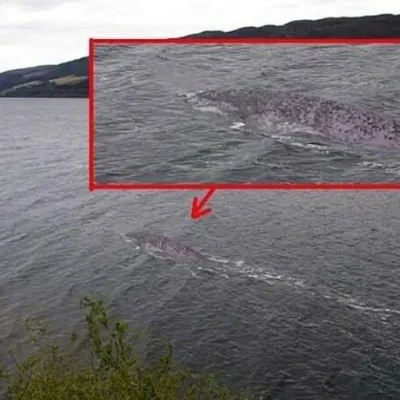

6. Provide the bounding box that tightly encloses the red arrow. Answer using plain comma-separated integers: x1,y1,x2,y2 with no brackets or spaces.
191,188,216,220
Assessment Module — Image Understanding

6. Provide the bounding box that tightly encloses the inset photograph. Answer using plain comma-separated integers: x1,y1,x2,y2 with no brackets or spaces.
93,42,400,184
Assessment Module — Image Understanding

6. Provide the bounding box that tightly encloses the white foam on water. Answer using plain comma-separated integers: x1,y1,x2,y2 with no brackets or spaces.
210,255,399,318
210,256,305,288
349,304,400,315
288,141,330,153
330,294,400,317
385,164,400,176
270,134,331,154
360,161,384,169
207,256,230,264
358,160,400,177
230,121,245,130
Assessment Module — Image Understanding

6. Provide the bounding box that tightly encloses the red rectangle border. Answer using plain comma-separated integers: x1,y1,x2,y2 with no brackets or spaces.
88,37,400,191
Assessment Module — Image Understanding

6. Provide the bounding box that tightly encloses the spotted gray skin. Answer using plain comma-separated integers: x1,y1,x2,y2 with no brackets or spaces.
194,88,400,147
126,231,208,261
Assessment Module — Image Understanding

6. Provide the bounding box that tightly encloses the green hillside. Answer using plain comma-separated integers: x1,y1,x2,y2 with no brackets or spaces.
0,57,88,98
1,13,399,98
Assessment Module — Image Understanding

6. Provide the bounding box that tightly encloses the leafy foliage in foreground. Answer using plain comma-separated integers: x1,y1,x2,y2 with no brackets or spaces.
0,296,254,400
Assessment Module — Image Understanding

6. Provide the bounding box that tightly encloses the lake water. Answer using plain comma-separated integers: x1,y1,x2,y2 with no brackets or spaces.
94,44,400,183
1,52,400,399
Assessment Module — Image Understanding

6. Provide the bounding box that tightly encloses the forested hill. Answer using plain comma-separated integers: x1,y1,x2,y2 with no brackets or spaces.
1,14,399,98
0,57,87,98
186,13,400,38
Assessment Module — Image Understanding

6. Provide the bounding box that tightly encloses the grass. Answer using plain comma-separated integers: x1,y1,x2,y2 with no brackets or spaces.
50,75,87,85
1,80,43,95
0,296,261,400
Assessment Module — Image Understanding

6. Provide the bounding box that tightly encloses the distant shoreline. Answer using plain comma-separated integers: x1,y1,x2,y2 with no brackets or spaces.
1,13,399,99
185,13,400,38
0,96,87,99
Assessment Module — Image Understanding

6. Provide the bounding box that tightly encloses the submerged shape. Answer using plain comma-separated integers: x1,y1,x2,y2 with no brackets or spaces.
126,231,208,261
192,88,400,147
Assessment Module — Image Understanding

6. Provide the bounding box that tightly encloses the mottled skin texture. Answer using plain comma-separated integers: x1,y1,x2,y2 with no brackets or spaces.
194,88,400,147
127,231,207,261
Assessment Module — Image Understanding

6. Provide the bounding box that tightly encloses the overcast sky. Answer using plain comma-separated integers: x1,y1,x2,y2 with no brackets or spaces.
1,0,399,72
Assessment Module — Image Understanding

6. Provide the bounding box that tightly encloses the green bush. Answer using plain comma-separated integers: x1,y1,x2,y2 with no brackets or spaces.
0,296,254,400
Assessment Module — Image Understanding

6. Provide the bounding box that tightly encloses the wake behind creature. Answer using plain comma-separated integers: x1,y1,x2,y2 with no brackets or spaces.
187,87,400,148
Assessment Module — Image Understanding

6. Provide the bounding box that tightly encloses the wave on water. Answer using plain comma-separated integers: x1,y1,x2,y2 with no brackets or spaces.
115,230,400,320
334,294,400,317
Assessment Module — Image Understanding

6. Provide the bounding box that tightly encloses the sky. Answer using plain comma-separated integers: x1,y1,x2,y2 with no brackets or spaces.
1,0,399,72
